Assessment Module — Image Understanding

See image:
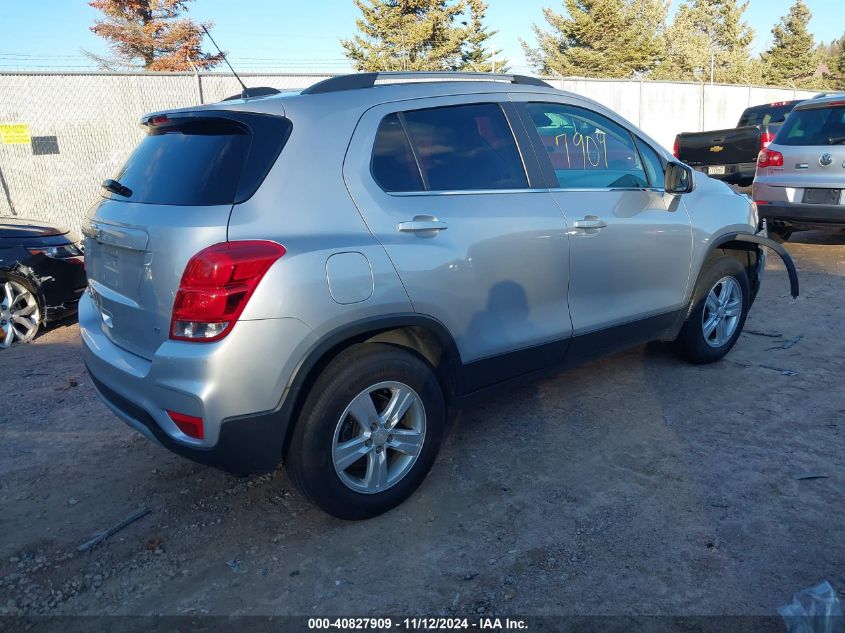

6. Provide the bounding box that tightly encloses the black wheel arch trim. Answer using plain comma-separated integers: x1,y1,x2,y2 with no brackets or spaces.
270,313,464,460
709,232,799,298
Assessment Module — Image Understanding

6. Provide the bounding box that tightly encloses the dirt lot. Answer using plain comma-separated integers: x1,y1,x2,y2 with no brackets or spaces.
2,232,844,618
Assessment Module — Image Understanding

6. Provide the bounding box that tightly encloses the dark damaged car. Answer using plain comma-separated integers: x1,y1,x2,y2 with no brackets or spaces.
0,217,86,348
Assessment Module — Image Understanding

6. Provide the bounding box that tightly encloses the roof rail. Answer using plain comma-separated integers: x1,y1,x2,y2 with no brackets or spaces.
301,71,552,95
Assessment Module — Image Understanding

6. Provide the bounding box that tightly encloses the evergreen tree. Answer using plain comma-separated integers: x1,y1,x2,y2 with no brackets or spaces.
459,0,508,72
87,0,223,71
521,0,667,78
652,0,756,84
761,0,820,87
343,0,496,72
830,33,845,88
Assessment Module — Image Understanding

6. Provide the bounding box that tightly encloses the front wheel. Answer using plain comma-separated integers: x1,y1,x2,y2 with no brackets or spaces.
672,255,750,364
286,343,446,520
0,273,42,348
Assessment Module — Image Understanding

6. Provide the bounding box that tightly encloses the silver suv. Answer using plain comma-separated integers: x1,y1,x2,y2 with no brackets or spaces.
754,95,845,241
80,72,797,519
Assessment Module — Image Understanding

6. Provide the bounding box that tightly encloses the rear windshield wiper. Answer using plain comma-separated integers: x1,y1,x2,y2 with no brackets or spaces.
826,136,845,145
101,179,133,198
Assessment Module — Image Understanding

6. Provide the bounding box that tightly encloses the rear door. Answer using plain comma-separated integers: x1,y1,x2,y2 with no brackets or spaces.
344,96,572,381
83,112,290,359
514,98,692,337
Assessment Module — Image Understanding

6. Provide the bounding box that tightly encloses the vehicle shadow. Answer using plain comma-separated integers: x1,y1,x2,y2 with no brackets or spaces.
787,228,845,246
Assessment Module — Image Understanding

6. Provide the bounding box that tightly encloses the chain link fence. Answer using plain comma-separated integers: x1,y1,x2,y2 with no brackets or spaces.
0,71,817,231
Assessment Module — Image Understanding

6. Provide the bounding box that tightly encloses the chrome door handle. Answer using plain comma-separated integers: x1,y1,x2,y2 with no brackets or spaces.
397,216,448,233
573,217,607,230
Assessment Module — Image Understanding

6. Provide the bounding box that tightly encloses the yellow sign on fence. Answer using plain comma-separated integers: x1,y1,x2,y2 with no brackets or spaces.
0,124,32,145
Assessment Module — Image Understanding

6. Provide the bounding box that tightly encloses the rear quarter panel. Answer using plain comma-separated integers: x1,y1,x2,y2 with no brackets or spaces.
227,94,414,336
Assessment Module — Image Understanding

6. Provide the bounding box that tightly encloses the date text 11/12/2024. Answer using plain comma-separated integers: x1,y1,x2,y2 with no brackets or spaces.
307,617,529,630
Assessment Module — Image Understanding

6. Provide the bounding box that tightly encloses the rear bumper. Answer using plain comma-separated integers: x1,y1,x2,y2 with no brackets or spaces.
79,291,315,474
692,162,757,184
87,370,291,473
756,202,845,227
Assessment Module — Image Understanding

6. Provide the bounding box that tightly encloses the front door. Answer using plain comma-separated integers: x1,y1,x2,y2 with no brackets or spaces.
517,99,693,335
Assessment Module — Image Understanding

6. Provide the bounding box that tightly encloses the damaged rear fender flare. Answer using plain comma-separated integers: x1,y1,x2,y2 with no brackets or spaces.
711,232,799,298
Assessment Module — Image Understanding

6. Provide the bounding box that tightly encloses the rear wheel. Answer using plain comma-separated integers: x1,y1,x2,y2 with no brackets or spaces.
286,343,446,520
672,255,750,364
0,273,42,348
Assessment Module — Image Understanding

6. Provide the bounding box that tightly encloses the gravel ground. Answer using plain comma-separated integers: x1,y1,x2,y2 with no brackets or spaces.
1,231,844,617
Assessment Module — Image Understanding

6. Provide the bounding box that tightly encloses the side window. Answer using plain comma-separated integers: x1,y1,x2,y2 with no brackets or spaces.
371,113,424,192
401,104,528,191
635,138,665,188
526,103,648,189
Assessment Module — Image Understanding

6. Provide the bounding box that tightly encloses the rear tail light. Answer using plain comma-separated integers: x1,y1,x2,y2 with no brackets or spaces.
167,410,204,439
170,240,286,342
673,135,680,158
146,115,170,127
760,130,775,149
757,149,783,168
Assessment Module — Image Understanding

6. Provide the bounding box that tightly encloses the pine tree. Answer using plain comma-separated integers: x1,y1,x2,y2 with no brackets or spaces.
761,0,819,87
520,0,667,79
342,0,471,72
829,33,845,88
459,0,508,72
652,0,756,84
87,0,223,71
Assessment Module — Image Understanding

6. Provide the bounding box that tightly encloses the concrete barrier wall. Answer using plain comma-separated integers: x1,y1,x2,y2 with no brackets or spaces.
0,72,816,230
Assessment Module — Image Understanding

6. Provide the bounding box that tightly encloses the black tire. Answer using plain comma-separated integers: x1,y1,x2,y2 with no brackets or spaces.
672,254,751,364
286,343,446,520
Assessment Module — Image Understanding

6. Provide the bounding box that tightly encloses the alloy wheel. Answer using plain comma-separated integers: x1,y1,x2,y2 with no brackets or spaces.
1,280,41,348
332,381,426,494
701,276,742,348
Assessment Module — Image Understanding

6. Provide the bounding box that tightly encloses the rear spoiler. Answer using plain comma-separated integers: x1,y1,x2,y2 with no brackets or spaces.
223,87,281,101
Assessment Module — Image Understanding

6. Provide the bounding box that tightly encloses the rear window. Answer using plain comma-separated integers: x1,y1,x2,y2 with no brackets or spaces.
109,113,291,206
738,104,795,127
775,105,845,146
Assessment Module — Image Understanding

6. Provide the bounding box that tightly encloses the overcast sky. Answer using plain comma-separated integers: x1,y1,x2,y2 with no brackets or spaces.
1,0,841,74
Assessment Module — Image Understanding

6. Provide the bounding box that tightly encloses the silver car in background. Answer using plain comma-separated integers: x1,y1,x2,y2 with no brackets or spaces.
80,72,797,519
754,95,845,241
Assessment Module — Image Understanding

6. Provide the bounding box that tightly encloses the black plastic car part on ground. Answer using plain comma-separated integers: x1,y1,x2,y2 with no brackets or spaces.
0,217,87,347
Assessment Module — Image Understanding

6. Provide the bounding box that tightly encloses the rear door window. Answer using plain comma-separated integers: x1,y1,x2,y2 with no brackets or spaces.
371,104,528,192
110,113,291,206
775,105,845,146
526,103,649,189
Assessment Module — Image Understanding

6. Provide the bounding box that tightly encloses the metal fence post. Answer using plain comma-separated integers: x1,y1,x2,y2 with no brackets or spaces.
195,71,204,105
638,79,644,127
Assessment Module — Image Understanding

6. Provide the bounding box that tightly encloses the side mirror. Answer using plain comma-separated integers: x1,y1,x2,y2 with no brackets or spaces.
665,162,695,194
